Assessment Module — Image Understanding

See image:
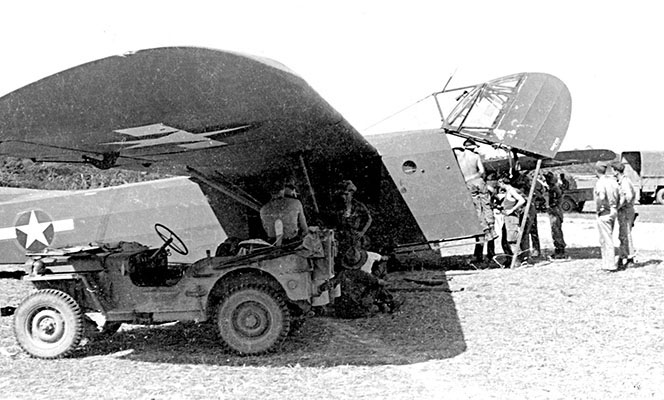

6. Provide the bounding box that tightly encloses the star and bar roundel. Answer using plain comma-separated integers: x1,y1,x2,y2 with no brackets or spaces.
0,210,74,252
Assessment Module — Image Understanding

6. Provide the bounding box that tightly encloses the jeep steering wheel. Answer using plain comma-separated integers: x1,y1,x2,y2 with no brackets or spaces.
154,223,189,255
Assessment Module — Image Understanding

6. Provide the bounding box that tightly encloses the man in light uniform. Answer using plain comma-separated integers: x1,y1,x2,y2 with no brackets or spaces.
593,161,620,270
611,160,637,269
455,138,497,264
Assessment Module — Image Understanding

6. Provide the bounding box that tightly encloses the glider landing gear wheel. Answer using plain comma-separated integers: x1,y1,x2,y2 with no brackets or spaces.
216,283,291,355
14,289,83,359
155,223,189,255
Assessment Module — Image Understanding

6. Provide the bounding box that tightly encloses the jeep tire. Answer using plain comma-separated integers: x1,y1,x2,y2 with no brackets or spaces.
560,197,576,213
216,283,291,355
14,289,83,359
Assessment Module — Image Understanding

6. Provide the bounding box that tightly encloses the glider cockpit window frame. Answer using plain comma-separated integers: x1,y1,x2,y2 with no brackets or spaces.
434,73,526,140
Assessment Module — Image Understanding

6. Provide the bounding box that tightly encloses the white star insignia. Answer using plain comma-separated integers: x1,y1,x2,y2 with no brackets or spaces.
16,211,52,248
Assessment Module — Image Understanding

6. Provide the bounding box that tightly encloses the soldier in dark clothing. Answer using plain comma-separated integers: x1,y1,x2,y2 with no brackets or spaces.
544,172,567,259
330,180,372,270
560,173,571,192
328,180,402,318
333,250,402,318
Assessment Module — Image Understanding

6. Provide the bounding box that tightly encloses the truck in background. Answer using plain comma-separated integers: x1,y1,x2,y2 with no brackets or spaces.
621,151,664,204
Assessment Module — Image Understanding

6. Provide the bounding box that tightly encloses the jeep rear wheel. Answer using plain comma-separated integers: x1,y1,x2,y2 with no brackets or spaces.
216,283,290,355
14,289,83,359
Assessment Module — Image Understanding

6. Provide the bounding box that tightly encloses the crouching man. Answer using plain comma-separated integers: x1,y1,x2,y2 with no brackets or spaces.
333,247,403,318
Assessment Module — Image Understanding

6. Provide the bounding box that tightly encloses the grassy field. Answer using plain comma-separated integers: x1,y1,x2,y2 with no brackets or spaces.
1,242,663,399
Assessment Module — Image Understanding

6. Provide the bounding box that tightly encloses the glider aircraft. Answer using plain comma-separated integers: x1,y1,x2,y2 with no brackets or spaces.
0,47,577,266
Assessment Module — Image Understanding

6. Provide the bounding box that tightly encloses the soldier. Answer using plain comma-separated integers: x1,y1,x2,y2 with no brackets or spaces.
559,173,571,192
496,175,526,267
544,171,567,259
455,139,498,264
593,161,620,270
611,160,637,269
283,175,299,199
330,180,372,270
332,247,403,318
259,179,308,246
529,172,548,257
327,182,403,317
512,171,542,261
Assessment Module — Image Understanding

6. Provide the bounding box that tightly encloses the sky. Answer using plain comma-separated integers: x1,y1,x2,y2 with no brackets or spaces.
1,1,662,153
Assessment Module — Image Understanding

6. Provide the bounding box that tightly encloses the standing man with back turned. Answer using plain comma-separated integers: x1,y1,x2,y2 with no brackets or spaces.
611,160,637,269
593,161,620,270
456,138,497,265
544,171,567,259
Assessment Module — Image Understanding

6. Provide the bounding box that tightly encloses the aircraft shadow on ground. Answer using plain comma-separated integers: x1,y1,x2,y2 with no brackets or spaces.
439,246,662,268
73,251,467,367
563,247,662,269
604,257,662,272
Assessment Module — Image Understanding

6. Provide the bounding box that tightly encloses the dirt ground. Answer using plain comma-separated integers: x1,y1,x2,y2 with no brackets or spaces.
1,209,663,399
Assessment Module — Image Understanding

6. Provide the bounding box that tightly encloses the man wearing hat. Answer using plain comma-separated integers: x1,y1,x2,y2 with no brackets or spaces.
544,171,567,259
611,160,637,268
327,180,403,317
333,265,403,318
593,161,620,270
259,178,309,246
331,180,373,269
332,244,404,318
455,138,497,264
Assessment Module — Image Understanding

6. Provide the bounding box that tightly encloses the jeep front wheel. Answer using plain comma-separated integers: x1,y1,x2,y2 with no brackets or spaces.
14,289,83,359
216,284,290,355
560,197,576,213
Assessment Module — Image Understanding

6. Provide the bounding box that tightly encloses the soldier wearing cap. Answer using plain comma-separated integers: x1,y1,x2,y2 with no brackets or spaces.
327,180,403,317
330,180,373,268
332,247,403,318
611,160,637,268
544,171,567,259
593,161,620,270
455,138,497,264
259,178,308,246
